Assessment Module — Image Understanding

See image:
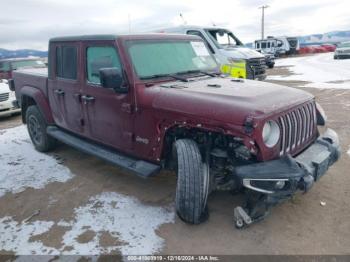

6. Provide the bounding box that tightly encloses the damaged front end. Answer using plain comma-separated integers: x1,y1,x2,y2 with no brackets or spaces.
232,128,341,228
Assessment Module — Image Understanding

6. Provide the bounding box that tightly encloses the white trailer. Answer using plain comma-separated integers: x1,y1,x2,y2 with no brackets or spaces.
255,36,300,56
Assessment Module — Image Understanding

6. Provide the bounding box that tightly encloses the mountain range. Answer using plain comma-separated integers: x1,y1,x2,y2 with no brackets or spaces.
298,30,350,46
0,48,47,59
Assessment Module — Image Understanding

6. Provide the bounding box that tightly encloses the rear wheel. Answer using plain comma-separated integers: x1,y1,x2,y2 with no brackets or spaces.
26,105,57,152
174,139,209,224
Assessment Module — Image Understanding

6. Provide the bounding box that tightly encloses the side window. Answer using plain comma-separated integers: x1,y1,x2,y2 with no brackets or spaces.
261,42,267,48
257,42,260,48
267,42,271,48
0,62,10,72
86,46,121,84
56,46,77,80
271,42,275,47
187,30,215,54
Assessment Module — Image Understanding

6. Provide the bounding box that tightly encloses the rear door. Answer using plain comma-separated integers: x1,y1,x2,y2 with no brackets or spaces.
48,43,84,134
81,42,134,152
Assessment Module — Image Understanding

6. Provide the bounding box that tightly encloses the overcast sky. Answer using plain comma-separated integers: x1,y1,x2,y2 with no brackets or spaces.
1,0,349,50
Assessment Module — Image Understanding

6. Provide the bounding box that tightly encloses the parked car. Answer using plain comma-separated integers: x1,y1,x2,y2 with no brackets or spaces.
11,34,340,228
0,79,21,117
334,42,350,59
156,26,266,80
0,57,46,80
257,50,275,68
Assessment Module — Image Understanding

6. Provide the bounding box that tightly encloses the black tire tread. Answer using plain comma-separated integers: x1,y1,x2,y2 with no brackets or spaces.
26,105,57,152
175,139,208,224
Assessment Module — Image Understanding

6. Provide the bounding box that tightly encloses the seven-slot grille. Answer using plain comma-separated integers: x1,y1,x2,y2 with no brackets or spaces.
0,92,9,102
278,102,317,156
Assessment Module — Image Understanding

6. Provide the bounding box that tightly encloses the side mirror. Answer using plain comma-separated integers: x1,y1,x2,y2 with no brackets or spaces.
99,68,128,93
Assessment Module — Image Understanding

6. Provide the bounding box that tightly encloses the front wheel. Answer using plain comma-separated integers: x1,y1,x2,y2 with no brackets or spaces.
26,105,57,152
174,139,209,224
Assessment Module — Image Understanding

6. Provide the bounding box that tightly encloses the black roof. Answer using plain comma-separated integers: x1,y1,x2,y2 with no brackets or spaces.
49,33,202,43
50,35,119,43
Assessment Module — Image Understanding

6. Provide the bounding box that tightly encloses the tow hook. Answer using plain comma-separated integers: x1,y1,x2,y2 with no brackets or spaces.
234,206,252,229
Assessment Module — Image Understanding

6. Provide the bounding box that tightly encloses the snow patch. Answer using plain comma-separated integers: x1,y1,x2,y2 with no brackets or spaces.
267,53,350,89
0,192,174,255
347,147,350,157
0,125,73,197
60,192,174,255
0,216,56,255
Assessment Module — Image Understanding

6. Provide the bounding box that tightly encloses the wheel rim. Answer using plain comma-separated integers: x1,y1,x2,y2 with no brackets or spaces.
28,115,43,145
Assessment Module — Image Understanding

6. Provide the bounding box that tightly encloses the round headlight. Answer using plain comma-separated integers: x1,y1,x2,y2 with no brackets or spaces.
262,120,280,148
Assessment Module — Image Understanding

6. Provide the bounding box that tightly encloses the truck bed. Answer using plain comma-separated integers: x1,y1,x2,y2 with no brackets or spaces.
13,67,49,101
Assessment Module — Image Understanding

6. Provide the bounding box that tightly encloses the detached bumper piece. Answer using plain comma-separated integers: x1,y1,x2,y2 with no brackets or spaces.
233,128,340,229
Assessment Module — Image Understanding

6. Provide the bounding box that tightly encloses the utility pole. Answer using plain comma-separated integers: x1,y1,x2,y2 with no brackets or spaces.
128,14,131,33
259,5,269,40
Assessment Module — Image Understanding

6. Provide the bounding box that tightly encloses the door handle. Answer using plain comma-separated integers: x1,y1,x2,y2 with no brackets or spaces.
54,89,65,96
81,95,95,104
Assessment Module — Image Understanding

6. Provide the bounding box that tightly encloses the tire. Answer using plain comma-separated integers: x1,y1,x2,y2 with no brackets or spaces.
268,64,274,69
26,105,57,152
174,139,209,224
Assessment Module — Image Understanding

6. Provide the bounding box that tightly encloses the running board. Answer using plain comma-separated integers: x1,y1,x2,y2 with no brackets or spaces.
47,126,160,177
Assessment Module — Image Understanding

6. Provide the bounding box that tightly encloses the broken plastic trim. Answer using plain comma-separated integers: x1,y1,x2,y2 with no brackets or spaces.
242,178,289,194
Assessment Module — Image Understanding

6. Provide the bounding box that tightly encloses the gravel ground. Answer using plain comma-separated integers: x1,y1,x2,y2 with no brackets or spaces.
0,53,349,258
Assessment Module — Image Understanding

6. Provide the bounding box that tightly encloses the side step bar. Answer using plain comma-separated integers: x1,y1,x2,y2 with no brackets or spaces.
47,126,160,178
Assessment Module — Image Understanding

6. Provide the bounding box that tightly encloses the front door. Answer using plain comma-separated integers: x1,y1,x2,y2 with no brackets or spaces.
48,43,84,134
81,43,134,152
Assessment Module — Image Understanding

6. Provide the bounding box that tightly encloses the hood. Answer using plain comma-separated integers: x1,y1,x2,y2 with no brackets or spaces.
0,82,10,93
336,47,350,52
220,47,265,60
151,77,313,126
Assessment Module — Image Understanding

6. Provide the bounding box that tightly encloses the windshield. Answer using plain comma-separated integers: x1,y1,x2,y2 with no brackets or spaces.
126,40,218,78
11,60,45,70
206,29,243,49
339,42,350,48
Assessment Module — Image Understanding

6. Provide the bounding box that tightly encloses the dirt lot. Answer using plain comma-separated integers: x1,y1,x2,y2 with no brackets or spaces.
1,54,350,257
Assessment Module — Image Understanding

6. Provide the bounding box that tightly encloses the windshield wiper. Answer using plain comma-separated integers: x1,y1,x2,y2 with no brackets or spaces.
176,70,219,77
140,73,188,82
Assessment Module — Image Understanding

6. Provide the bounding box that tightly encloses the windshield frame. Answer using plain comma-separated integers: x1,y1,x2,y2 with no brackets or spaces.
205,28,243,49
124,39,219,81
339,42,350,48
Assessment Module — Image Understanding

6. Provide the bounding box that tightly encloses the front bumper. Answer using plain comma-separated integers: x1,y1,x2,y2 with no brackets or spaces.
233,129,340,228
235,128,340,198
0,99,21,117
335,54,350,59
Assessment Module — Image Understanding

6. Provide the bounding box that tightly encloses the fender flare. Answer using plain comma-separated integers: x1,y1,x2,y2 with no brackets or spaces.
20,86,54,124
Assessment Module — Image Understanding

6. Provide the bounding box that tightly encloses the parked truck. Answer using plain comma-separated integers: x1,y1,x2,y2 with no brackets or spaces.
0,57,46,80
157,26,266,80
11,34,340,228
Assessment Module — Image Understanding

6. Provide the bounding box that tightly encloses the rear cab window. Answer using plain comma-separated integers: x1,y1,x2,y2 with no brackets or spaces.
56,45,78,80
86,46,122,85
0,62,10,72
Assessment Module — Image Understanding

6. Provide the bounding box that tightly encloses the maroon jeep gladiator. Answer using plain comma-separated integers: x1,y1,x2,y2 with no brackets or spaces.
10,34,340,228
